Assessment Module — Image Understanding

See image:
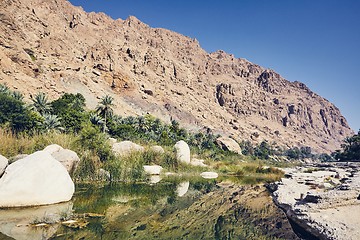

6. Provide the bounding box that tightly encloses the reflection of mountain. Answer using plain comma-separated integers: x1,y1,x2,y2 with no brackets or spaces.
0,202,73,240
46,181,298,239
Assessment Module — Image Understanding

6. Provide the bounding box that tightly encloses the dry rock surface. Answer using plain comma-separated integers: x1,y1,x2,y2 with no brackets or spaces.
269,162,360,240
0,150,75,207
0,0,353,152
46,144,80,174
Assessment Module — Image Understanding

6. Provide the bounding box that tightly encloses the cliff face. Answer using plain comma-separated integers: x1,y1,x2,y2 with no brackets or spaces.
0,0,353,152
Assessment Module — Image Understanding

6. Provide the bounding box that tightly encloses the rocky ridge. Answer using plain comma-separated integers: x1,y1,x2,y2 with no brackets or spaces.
0,0,353,152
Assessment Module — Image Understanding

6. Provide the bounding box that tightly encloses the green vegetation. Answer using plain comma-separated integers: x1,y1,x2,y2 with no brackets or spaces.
332,130,360,161
2,84,324,183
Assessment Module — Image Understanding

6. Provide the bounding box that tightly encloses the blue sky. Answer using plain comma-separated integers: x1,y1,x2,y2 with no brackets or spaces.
69,0,360,131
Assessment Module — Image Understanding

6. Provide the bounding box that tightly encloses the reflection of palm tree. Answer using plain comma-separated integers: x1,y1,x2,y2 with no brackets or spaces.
96,95,114,132
32,92,51,115
42,114,64,132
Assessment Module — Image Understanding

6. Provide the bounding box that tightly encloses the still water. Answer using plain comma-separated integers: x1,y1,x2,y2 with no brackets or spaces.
0,176,292,240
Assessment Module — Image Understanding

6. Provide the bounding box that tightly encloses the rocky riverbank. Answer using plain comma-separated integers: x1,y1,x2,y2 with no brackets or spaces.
268,162,360,240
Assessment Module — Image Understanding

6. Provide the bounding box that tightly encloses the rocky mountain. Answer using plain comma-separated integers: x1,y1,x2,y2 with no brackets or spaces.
0,0,353,152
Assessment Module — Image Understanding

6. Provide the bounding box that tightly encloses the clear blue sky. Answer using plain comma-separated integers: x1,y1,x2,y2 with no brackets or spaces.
69,0,360,131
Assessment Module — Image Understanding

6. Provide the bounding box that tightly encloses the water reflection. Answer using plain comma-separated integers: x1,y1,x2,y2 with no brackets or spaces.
176,181,189,197
0,202,72,240
0,175,269,239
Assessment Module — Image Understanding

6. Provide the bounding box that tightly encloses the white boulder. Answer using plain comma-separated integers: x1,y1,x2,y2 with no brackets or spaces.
43,144,64,154
143,165,163,175
0,151,75,207
112,141,144,156
190,158,208,167
150,145,165,154
108,137,117,145
149,175,162,184
174,140,190,164
51,149,80,174
200,171,219,179
216,137,242,155
0,155,8,176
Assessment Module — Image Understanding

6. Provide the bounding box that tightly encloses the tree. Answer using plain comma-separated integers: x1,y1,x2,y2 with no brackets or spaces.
32,92,51,115
12,91,24,101
51,93,86,133
96,95,114,132
254,140,273,159
0,84,10,95
41,113,64,133
0,93,40,133
334,130,360,161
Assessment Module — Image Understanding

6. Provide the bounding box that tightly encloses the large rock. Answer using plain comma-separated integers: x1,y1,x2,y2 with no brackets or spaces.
0,151,75,207
150,145,165,154
112,141,144,156
143,165,163,175
216,137,242,155
0,155,8,177
174,140,190,164
43,144,64,154
200,172,219,179
190,158,208,167
51,149,80,174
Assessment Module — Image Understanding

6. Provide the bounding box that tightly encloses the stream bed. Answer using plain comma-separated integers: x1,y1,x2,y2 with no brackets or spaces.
0,176,299,240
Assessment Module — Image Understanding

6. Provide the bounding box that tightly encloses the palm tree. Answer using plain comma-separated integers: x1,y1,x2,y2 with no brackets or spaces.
41,114,64,133
32,92,51,115
90,113,105,126
96,95,114,132
12,91,24,101
0,84,10,95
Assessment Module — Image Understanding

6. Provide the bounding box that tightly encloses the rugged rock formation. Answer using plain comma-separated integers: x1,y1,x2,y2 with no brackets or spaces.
269,163,360,240
0,0,353,152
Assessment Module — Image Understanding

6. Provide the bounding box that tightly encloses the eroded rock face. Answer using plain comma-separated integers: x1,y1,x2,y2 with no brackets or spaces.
0,151,75,207
174,140,190,164
0,0,353,152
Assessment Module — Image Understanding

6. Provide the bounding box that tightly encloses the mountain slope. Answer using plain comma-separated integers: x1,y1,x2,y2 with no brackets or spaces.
0,0,353,152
